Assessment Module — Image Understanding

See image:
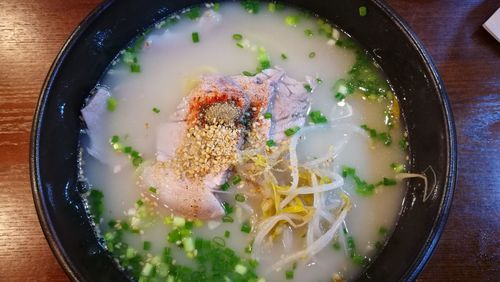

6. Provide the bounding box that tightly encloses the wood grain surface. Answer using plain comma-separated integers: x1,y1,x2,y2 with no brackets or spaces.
0,0,498,281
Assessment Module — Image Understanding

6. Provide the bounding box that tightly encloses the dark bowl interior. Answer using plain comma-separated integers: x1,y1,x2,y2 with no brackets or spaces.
31,0,457,281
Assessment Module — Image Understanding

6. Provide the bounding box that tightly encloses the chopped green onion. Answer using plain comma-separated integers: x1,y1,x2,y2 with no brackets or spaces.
213,2,221,11
308,51,316,58
182,237,195,252
264,112,272,119
399,138,409,150
152,107,160,113
359,6,367,17
232,33,243,40
132,39,144,52
220,182,230,191
333,40,393,103
224,230,231,238
342,166,374,196
185,220,194,230
143,241,151,251
266,139,276,147
285,270,294,280
382,177,397,186
241,222,251,233
107,219,117,228
111,138,123,151
236,42,245,48
212,236,226,247
257,47,271,70
317,18,334,38
130,152,141,161
285,15,300,26
360,124,392,146
316,77,323,84
232,175,242,185
281,53,288,60
130,150,139,159
136,199,144,206
379,226,388,236
163,215,173,225
284,126,300,137
235,193,246,202
167,226,191,243
242,70,254,76
122,50,135,65
309,110,328,124
352,254,369,266
304,84,313,92
158,16,179,29
346,235,356,257
390,163,406,173
268,2,276,12
342,166,395,195
335,92,346,101
244,242,253,253
304,29,313,37
185,7,201,20
172,216,186,227
333,240,341,250
110,135,120,144
148,187,157,194
106,97,117,112
222,202,233,215
156,263,169,277
161,246,171,260
132,156,143,167
335,38,357,49
126,247,137,259
222,215,234,223
241,0,260,14
122,42,142,73
192,32,200,43
332,79,351,101
194,219,203,228
130,63,141,73
103,230,117,242
141,263,154,276
271,2,285,12
88,189,104,223
234,264,248,275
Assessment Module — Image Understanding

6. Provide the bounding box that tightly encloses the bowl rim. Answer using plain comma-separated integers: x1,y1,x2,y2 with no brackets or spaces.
369,0,457,279
30,1,114,280
30,0,457,281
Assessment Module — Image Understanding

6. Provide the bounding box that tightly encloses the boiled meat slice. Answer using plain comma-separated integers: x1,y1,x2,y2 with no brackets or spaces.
82,70,312,220
81,87,128,170
141,162,225,219
266,69,312,141
141,75,250,219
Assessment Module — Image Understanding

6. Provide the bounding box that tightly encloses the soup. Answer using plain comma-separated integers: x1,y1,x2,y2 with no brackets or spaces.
81,2,424,281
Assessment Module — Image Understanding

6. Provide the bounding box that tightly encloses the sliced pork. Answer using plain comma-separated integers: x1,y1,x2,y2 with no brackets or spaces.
83,69,312,220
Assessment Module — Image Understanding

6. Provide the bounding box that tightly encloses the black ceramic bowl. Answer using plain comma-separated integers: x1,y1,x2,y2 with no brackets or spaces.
31,0,457,281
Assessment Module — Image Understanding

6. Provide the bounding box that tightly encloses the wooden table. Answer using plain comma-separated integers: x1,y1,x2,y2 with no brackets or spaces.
0,0,498,281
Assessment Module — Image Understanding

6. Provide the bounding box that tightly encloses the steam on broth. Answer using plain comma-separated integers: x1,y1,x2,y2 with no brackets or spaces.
81,2,424,281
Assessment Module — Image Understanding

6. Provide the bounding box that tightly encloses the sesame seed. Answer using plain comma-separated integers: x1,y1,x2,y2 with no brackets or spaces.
169,122,240,179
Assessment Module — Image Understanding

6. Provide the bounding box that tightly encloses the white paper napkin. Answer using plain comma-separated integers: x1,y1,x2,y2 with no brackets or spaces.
483,8,500,42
